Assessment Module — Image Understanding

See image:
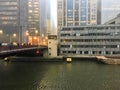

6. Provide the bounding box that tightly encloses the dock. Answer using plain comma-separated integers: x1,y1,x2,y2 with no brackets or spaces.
96,56,120,64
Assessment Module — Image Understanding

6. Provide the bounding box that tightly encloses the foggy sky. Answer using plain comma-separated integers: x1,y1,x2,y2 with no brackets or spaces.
102,0,120,23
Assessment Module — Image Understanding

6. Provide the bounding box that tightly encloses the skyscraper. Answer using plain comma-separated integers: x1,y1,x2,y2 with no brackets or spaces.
57,0,101,28
0,0,40,45
27,0,40,45
0,0,20,43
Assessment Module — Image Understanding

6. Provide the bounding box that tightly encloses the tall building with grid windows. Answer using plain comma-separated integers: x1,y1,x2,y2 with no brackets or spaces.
27,0,40,45
57,0,101,28
0,0,40,45
0,0,20,43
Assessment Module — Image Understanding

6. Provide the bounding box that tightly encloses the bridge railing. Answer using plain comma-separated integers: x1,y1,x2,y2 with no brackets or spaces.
0,45,39,52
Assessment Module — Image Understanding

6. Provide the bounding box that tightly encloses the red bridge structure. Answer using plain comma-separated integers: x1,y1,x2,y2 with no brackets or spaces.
0,45,47,59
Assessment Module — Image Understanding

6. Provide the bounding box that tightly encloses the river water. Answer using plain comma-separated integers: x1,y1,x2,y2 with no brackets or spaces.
0,58,120,90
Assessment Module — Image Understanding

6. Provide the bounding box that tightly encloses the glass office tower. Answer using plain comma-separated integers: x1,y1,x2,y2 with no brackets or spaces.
57,0,101,28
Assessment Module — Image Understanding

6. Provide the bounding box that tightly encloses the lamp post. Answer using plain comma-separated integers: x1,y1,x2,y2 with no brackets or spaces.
35,30,38,34
0,30,3,43
35,30,38,45
0,30,3,34
25,31,29,44
41,34,44,45
13,33,17,37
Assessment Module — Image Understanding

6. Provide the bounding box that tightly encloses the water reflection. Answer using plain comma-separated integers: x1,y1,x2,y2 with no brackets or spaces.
0,59,120,90
3,61,10,67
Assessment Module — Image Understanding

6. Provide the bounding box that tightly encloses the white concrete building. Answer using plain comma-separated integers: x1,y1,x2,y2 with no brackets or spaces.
59,24,120,56
48,35,58,57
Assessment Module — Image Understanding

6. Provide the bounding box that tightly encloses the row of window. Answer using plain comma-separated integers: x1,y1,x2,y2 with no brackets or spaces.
72,45,118,48
62,26,120,31
82,32,120,36
64,17,96,21
61,39,120,42
0,2,17,5
61,45,119,48
0,7,18,10
0,21,17,25
62,51,120,55
28,10,39,13
0,12,17,15
60,32,120,37
0,17,17,20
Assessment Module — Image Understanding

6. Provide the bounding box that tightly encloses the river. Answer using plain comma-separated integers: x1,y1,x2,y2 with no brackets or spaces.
0,57,120,90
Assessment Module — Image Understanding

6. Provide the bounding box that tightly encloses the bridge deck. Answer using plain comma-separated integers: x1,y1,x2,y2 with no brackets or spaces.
0,46,47,58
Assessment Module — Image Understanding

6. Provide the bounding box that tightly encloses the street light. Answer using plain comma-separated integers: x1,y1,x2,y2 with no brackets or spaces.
35,30,39,45
35,30,38,34
26,31,29,36
0,30,3,43
0,30,3,34
13,33,17,37
25,31,29,44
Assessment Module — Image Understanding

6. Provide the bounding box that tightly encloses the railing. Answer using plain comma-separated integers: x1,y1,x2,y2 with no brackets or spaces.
0,45,39,52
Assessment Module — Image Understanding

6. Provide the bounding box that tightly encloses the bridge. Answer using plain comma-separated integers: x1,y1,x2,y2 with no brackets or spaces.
0,45,48,59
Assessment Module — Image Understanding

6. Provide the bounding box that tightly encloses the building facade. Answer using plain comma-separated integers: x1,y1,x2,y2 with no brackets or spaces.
0,0,21,43
27,0,40,45
0,0,40,45
59,25,120,56
48,35,58,57
57,0,101,28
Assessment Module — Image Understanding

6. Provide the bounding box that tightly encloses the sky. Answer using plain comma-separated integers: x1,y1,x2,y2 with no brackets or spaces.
50,0,57,34
50,0,57,21
102,0,120,23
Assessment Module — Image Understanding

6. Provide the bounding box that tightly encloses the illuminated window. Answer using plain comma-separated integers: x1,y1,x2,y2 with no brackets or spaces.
29,10,33,13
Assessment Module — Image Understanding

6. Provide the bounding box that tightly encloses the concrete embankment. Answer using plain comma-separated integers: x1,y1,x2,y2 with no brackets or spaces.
96,56,120,64
3,54,120,64
3,56,64,62
2,55,97,62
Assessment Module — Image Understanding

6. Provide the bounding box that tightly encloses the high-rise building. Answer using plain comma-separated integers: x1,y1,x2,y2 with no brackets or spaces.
0,0,20,43
0,0,40,45
27,0,40,45
102,0,120,24
57,0,101,28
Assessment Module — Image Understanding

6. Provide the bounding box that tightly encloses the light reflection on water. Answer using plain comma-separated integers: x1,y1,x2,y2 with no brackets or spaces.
0,58,120,90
